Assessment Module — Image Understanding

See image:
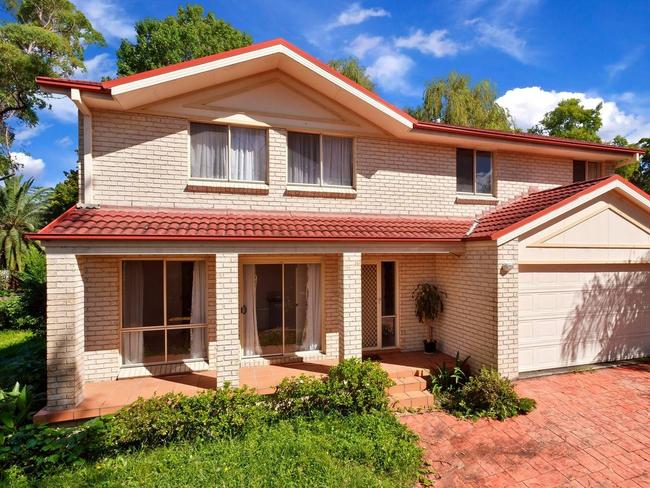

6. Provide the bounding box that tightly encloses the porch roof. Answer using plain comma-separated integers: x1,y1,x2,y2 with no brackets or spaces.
30,206,472,242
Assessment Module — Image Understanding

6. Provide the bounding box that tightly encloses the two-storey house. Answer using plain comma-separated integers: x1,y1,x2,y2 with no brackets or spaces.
32,39,650,420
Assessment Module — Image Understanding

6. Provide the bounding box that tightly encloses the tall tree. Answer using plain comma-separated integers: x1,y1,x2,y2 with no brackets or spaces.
116,4,252,77
529,98,602,142
0,176,49,274
328,57,375,92
629,138,650,193
42,168,77,224
0,0,104,171
407,72,513,131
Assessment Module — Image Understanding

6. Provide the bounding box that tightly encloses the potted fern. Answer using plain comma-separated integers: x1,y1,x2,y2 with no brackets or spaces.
412,283,445,353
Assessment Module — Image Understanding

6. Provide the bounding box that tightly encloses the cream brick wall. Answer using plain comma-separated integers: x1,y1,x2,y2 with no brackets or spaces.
46,254,85,409
89,110,590,216
215,253,240,386
496,240,519,378
339,252,362,359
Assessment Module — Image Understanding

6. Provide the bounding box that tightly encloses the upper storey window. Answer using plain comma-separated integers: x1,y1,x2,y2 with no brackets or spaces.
288,132,353,187
190,123,267,182
456,148,493,195
573,160,601,182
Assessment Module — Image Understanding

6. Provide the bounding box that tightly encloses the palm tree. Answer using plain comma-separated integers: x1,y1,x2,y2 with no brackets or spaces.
0,176,50,275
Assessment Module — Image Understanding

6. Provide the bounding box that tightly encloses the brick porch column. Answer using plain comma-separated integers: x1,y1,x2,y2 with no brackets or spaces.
339,252,362,360
497,240,519,379
215,252,240,387
45,253,85,409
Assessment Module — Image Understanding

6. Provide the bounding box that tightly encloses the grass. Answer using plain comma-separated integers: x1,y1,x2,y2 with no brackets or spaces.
5,413,422,488
0,329,46,409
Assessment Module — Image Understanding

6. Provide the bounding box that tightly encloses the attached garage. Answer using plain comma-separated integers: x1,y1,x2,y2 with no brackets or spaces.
494,176,650,373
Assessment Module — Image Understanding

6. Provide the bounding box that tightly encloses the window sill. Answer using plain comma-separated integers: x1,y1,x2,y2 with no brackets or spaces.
284,185,357,199
117,360,209,379
185,180,269,195
455,194,498,205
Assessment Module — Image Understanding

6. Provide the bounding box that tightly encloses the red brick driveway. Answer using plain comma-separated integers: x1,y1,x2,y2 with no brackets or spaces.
401,363,650,487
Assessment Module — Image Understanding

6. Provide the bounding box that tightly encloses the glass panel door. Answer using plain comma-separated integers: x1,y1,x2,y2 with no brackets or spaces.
254,264,283,355
381,262,397,348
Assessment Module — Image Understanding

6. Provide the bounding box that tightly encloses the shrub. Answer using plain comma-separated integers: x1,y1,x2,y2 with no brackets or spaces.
451,368,536,420
430,352,470,395
0,383,32,444
106,386,272,450
0,418,109,474
325,358,393,415
273,375,328,417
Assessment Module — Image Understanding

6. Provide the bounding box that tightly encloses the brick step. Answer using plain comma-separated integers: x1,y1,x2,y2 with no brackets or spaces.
389,390,434,410
387,376,427,395
384,365,430,379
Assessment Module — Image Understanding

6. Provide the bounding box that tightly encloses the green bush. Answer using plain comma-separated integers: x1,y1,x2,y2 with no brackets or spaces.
450,368,536,420
107,386,273,450
0,383,32,444
325,358,393,415
0,419,109,474
430,352,470,395
273,375,328,417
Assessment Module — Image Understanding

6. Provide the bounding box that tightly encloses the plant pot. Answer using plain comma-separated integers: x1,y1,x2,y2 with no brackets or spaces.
423,339,437,354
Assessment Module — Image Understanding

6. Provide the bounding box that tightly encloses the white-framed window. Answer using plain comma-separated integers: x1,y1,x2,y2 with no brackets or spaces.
573,160,601,182
288,132,353,187
189,122,267,182
120,259,207,366
456,148,493,195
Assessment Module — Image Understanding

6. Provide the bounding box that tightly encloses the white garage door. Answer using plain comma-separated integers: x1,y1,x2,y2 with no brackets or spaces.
518,266,650,372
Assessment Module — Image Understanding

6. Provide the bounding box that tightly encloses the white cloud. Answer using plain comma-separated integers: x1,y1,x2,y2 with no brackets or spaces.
73,53,116,81
606,46,645,80
328,3,389,30
467,19,529,63
71,0,135,41
366,51,415,94
11,152,45,179
14,124,50,143
394,29,461,57
56,136,73,148
43,96,77,124
346,34,384,59
496,86,650,142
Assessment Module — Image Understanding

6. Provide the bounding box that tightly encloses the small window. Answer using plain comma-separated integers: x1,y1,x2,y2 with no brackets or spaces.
190,123,267,182
572,160,601,182
288,132,353,187
456,148,493,194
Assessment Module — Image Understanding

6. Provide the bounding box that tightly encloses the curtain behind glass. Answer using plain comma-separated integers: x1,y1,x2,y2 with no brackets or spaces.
190,261,206,359
230,127,267,181
288,132,320,184
122,261,144,364
322,136,352,186
243,265,262,356
190,123,227,179
302,264,321,351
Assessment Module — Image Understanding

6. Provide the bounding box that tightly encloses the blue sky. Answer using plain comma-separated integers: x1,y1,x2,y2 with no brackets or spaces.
11,0,650,187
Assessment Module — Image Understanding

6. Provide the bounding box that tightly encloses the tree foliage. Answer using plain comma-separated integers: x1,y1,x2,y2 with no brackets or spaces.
0,0,104,168
116,4,252,77
328,57,375,92
42,168,77,224
407,72,513,131
627,138,650,193
0,176,49,274
529,98,602,142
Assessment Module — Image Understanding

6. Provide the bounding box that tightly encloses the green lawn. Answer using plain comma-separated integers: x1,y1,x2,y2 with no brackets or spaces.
5,414,422,488
0,329,46,404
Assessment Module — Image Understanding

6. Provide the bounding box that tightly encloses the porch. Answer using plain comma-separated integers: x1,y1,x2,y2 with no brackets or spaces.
34,351,451,423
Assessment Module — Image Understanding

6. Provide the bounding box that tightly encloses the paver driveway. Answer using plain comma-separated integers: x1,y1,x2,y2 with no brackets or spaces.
401,363,650,487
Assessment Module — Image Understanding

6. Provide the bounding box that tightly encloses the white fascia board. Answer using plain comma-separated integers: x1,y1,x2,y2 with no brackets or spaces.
109,45,413,129
496,180,650,246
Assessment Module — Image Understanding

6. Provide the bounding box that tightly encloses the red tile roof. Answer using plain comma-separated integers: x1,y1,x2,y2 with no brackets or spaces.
32,207,471,242
468,176,613,239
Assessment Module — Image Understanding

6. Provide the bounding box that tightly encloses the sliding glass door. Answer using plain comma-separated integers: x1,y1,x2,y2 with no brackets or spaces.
361,261,397,350
241,262,321,357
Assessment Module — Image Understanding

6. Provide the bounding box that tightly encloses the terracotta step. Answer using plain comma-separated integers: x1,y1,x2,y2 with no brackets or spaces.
389,390,434,410
387,376,427,395
383,364,430,379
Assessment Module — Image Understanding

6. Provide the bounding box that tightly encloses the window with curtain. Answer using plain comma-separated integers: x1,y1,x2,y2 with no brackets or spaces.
190,122,267,182
456,148,493,195
121,259,207,365
288,132,353,187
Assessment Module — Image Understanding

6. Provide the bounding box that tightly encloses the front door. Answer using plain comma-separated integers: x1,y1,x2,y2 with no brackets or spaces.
361,261,397,350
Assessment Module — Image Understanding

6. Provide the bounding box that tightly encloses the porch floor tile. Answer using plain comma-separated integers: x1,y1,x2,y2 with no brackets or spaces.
34,351,452,424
